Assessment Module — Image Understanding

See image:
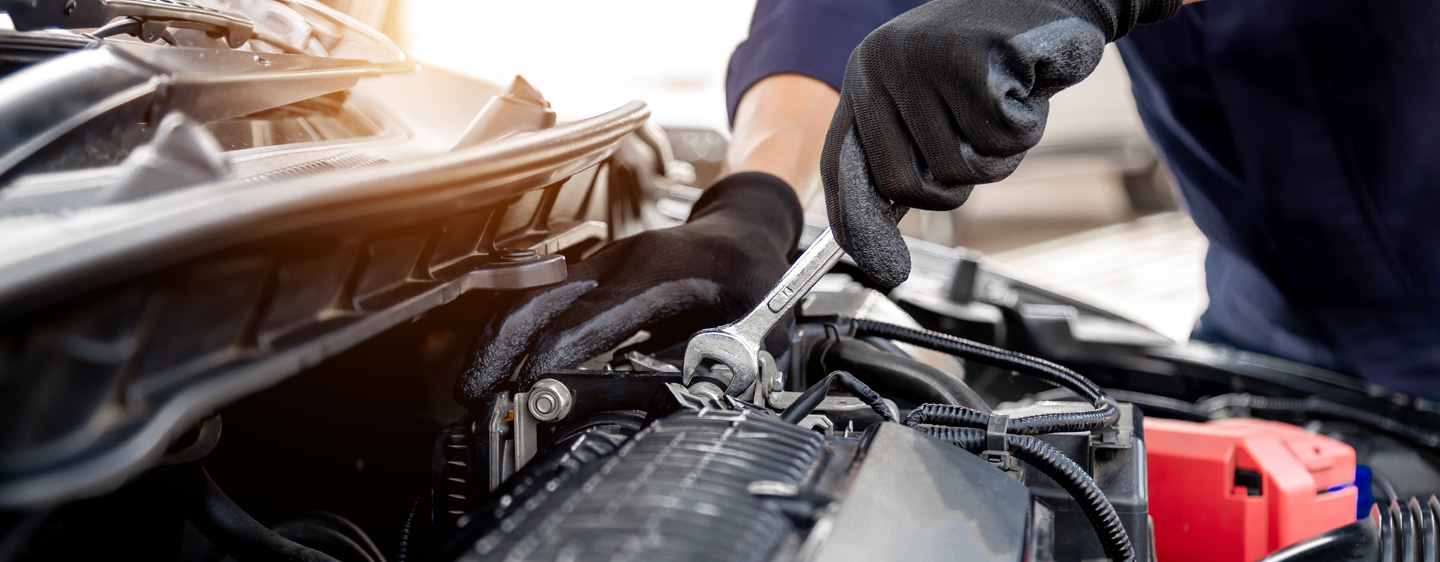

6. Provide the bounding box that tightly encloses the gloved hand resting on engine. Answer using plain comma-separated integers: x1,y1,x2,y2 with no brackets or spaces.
456,171,803,405
821,0,1181,288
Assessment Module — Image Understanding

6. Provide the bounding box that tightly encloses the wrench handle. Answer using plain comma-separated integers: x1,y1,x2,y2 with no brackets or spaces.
732,227,845,337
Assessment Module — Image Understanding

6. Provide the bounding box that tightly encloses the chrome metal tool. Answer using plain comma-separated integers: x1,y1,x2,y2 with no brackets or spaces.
682,227,846,387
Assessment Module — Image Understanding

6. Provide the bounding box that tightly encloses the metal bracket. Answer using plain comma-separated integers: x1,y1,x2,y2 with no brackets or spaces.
797,414,834,435
751,350,782,404
487,392,515,492
512,391,539,472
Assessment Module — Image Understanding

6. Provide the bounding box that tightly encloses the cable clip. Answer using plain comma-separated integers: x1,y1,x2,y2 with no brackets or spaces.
981,414,1022,474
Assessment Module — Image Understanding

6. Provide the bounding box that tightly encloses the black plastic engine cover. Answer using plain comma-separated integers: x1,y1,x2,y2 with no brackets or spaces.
442,409,827,562
810,422,1045,561
442,409,1044,561
999,401,1149,561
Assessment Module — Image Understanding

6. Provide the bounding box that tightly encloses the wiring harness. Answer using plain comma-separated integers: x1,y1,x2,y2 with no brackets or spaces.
813,318,1136,562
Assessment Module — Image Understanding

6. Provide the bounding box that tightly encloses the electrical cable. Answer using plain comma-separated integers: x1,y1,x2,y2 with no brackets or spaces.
781,370,896,424
847,319,1117,433
1029,388,1210,422
1199,393,1440,451
1098,389,1203,420
817,337,990,412
851,319,1105,402
922,426,1135,562
904,402,1118,434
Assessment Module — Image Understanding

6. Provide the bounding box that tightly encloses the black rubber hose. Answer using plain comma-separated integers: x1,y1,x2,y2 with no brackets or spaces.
818,338,990,412
782,370,896,424
273,518,379,562
166,465,341,562
922,427,1134,562
282,512,386,562
851,319,1105,403
1200,394,1440,450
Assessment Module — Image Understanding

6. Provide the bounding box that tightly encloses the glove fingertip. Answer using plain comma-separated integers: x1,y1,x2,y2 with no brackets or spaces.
828,132,913,289
517,278,727,384
455,281,596,405
855,233,912,289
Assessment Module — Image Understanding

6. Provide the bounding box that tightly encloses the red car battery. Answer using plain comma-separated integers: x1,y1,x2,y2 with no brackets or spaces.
1146,418,1358,562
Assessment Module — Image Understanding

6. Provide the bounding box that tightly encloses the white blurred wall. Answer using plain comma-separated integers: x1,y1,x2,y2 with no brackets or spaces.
396,0,756,131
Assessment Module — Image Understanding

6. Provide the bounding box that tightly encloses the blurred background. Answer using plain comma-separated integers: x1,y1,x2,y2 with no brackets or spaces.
335,0,1208,342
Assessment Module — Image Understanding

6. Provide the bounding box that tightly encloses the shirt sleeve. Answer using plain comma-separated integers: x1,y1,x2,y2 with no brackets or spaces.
725,0,926,125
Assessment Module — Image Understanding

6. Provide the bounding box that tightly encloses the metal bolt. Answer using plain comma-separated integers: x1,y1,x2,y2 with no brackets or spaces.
500,248,538,262
527,379,572,422
534,395,555,415
708,363,734,387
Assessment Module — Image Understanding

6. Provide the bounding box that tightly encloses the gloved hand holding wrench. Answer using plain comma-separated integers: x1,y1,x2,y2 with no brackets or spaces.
683,132,906,387
686,0,1182,384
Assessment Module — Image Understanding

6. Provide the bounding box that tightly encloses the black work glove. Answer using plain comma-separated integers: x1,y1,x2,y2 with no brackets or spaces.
455,172,804,405
821,0,1181,288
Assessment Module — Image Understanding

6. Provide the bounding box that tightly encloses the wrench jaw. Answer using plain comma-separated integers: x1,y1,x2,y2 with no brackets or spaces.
682,226,851,392
682,329,761,388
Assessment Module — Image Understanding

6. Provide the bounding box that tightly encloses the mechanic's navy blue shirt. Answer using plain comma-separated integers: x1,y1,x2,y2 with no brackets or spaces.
727,0,1440,399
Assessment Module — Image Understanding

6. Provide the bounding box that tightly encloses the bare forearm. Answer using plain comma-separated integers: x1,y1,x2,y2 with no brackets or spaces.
726,74,839,204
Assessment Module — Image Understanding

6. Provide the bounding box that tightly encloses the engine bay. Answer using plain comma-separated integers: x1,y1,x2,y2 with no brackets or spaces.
0,12,1437,558
9,267,1438,562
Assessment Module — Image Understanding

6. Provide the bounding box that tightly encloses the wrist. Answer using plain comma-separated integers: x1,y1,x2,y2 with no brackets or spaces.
692,172,804,249
1137,0,1183,25
727,73,838,205
1062,0,1182,41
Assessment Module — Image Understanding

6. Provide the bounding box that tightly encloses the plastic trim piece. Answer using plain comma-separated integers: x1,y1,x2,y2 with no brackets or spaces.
0,100,650,321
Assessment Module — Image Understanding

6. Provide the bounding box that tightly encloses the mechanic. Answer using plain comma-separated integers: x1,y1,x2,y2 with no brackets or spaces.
464,0,1440,403
720,0,1440,400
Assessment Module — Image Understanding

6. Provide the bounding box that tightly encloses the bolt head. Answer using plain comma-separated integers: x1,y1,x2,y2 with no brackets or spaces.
534,394,555,415
500,248,538,262
526,379,572,422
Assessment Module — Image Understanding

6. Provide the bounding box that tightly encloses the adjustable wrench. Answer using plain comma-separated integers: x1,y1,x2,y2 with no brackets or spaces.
682,227,846,386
